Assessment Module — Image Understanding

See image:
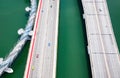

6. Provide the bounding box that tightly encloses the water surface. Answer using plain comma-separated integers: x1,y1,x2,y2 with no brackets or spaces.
0,0,30,77
0,0,120,78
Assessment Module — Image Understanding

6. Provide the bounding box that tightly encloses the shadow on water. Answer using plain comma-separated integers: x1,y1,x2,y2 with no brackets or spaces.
24,0,30,3
77,0,92,77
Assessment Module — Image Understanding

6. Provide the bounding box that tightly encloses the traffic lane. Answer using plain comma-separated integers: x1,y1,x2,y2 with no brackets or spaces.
28,0,50,77
40,0,59,77
27,0,58,78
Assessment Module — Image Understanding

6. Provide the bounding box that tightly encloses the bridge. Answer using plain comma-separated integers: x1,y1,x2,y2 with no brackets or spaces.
24,0,59,78
82,0,120,78
1,0,120,77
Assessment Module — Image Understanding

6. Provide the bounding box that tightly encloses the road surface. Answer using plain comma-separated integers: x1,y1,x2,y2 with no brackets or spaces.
82,0,120,78
24,0,59,78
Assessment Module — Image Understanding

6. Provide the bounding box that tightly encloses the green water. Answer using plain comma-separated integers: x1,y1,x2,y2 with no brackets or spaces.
0,0,30,78
0,0,120,78
107,0,120,52
56,0,120,78
56,0,91,78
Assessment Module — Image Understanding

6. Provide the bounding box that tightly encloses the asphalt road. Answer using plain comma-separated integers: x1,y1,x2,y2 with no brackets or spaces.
82,0,120,78
24,0,59,78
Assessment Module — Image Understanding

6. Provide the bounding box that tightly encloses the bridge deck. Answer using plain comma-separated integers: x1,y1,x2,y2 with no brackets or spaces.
24,0,59,78
82,0,120,78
